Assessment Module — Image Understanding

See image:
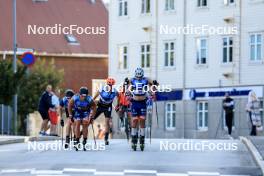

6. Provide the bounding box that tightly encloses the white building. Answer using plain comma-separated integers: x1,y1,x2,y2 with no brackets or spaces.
109,0,264,138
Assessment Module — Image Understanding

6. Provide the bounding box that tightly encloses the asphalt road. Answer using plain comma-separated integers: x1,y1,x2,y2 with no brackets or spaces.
0,139,261,176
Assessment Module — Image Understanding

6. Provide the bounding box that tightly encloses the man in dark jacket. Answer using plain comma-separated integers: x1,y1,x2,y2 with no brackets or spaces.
38,85,54,135
223,93,234,137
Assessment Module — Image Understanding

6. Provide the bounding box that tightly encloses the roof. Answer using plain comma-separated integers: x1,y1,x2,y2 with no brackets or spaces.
0,0,108,55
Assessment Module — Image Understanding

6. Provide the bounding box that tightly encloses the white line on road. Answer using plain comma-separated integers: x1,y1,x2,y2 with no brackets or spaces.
31,170,63,175
36,175,69,176
95,171,124,175
188,172,220,176
157,173,188,176
1,169,32,173
63,168,96,173
124,169,157,174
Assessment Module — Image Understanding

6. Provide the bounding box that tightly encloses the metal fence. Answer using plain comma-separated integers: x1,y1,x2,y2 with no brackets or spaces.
0,104,14,135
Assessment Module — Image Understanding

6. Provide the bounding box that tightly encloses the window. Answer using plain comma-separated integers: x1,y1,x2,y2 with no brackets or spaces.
118,45,128,70
197,101,208,130
165,0,175,11
224,0,235,5
65,34,79,45
197,0,207,7
223,37,233,63
164,41,175,67
141,44,151,68
118,0,128,16
196,38,208,65
141,0,151,14
250,34,262,61
166,102,176,130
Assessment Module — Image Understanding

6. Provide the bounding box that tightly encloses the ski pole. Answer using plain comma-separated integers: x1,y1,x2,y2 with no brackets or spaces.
91,123,97,146
155,101,159,128
60,119,64,147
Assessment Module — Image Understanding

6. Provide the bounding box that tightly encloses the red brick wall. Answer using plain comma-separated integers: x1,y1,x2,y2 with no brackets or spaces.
46,56,108,93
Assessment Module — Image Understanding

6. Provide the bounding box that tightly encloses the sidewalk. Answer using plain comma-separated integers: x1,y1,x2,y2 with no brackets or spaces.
240,136,264,176
0,135,61,145
248,136,264,160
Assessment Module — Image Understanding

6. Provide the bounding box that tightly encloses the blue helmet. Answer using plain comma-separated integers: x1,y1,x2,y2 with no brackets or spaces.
135,67,144,79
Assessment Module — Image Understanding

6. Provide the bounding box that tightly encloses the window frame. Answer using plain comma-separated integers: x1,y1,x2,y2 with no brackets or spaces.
197,101,209,131
118,0,128,17
164,40,176,68
250,33,263,62
165,0,175,11
197,0,208,8
165,102,177,130
140,43,151,69
118,44,129,70
141,0,151,14
196,38,208,65
223,0,235,6
222,36,234,64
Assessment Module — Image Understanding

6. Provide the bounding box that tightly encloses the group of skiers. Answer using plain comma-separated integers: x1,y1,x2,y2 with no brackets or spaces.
39,67,158,151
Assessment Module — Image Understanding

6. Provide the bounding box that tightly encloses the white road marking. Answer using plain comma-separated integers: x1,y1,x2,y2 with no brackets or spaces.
188,172,220,176
95,171,124,175
221,175,251,176
0,168,252,176
36,175,69,176
31,170,63,175
63,168,96,173
1,169,32,173
157,173,188,176
124,169,157,174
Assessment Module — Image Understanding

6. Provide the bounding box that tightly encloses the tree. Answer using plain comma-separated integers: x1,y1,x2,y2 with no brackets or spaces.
0,60,27,106
17,59,64,134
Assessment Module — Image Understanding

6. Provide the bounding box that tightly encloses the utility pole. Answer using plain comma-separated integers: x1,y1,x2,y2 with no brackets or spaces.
13,0,17,135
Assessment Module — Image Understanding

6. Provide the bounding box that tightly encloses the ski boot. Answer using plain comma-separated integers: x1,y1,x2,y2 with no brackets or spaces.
105,132,109,145
139,136,145,151
64,136,70,149
74,138,80,151
83,138,87,151
131,135,138,151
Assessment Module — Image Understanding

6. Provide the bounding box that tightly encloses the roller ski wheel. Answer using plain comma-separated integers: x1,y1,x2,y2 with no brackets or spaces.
64,143,69,149
75,143,81,151
132,143,137,151
140,144,144,151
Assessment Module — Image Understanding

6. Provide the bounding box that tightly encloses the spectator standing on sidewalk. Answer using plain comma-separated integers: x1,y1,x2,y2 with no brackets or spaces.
38,85,55,136
246,91,262,136
223,93,234,137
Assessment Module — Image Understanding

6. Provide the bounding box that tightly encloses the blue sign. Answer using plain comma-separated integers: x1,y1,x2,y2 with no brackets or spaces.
21,52,36,66
189,89,251,100
156,90,183,101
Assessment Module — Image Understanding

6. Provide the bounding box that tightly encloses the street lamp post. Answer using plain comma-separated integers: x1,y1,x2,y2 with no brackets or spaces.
13,0,17,135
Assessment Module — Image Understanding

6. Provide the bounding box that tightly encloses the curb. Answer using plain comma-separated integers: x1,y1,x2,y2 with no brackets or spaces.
0,136,61,146
240,136,264,176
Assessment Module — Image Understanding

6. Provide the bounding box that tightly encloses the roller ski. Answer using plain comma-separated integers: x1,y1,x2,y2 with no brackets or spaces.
131,135,138,151
139,136,145,151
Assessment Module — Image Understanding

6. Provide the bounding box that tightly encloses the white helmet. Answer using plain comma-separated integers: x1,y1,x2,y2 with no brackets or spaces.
135,67,144,79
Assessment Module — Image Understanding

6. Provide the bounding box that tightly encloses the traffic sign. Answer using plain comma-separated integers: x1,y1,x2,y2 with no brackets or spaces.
21,52,36,66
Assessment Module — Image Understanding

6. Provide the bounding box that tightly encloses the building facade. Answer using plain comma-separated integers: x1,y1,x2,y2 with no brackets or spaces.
109,0,264,138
